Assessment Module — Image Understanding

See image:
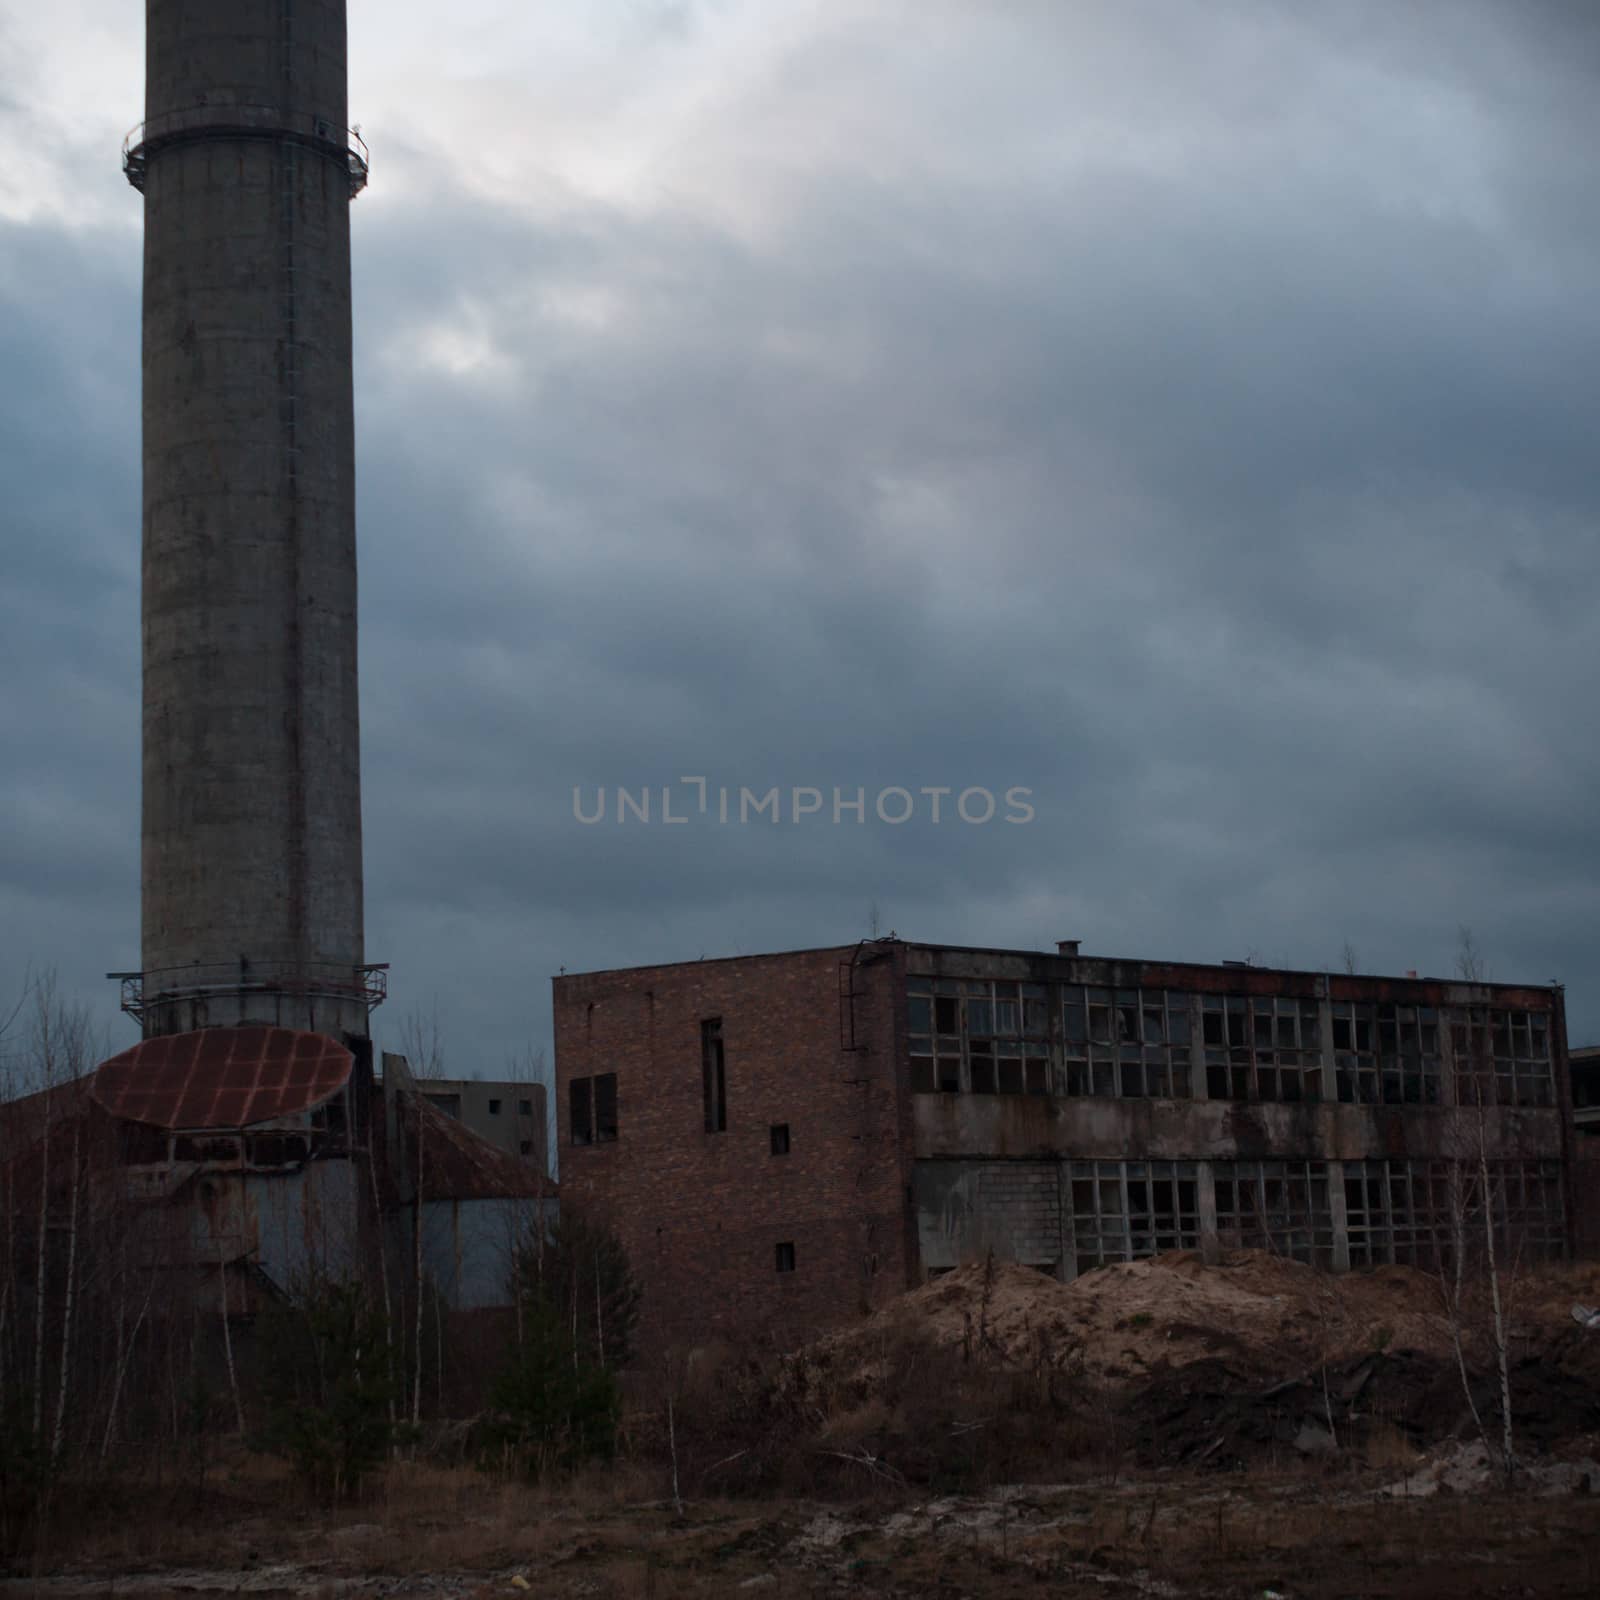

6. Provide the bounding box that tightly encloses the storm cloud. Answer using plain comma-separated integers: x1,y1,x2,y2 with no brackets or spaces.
2,0,1597,1091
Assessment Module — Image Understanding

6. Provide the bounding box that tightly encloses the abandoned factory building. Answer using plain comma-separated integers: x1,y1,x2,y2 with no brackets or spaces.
554,940,1575,1344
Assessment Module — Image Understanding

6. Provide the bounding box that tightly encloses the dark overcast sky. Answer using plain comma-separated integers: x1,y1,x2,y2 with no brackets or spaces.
2,0,1598,1097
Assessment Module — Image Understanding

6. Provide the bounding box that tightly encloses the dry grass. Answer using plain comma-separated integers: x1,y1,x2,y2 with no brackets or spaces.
1364,1421,1421,1470
15,1451,1600,1599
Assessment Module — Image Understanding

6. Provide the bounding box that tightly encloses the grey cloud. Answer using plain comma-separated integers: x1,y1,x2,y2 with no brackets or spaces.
3,1,1598,1074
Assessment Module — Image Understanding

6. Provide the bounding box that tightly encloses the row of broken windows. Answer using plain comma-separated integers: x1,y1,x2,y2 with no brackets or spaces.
1344,1158,1565,1267
908,979,1556,1109
117,1125,315,1167
1001,1156,1563,1281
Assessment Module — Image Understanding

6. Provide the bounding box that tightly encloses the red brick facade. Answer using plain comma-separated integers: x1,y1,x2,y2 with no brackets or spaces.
556,941,1575,1350
553,944,915,1347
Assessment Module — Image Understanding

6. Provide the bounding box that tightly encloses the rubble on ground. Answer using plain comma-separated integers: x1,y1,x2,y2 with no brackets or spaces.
782,1251,1600,1468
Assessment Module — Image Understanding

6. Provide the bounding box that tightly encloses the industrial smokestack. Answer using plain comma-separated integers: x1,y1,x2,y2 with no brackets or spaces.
125,0,374,1039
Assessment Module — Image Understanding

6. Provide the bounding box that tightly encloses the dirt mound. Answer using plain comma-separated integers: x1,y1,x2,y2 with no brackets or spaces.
781,1251,1600,1469
801,1251,1454,1390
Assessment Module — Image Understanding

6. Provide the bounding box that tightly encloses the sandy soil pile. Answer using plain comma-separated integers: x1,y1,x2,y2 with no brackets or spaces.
783,1250,1600,1465
808,1250,1460,1386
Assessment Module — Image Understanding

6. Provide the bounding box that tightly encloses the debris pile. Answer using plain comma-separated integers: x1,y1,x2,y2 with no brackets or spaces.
783,1251,1600,1469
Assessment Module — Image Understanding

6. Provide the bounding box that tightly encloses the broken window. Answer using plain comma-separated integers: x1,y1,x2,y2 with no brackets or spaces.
908,977,961,1093
1213,1160,1334,1266
909,976,1050,1095
1443,1004,1554,1110
118,1122,169,1165
569,1077,593,1146
593,1072,618,1141
1226,999,1248,1049
997,1050,1024,1095
1347,1158,1563,1268
1333,1003,1379,1104
1087,990,1113,1045
1344,1160,1449,1268
969,1041,997,1094
770,1123,790,1155
567,1074,616,1145
701,1018,727,1132
1495,1160,1565,1259
1450,1007,1495,1107
520,1140,532,1156
245,1132,308,1167
173,1135,241,1165
1066,987,1193,1100
1023,985,1050,1039
311,1094,348,1139
775,1241,796,1273
1068,1160,1199,1275
1204,996,1322,1103
1504,1010,1554,1107
994,986,1021,1038
488,1099,502,1115
1369,1003,1442,1106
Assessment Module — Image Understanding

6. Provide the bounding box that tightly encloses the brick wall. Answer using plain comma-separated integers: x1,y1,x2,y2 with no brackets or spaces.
554,944,912,1348
914,1158,1062,1270
1573,1148,1600,1259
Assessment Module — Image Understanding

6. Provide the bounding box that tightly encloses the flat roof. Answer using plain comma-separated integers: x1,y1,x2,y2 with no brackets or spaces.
554,938,1561,994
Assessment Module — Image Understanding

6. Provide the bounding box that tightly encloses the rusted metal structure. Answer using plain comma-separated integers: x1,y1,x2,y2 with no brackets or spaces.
77,1025,370,1301
75,0,545,1317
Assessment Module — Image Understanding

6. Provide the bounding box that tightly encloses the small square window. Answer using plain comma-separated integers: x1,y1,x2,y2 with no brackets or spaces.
770,1123,790,1155
518,1098,533,1116
488,1099,502,1115
519,1140,532,1156
775,1242,796,1273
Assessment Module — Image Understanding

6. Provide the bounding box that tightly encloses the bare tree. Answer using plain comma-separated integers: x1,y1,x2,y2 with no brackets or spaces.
30,985,58,1442
1438,927,1516,1484
364,1105,397,1431
48,1116,82,1468
396,1007,444,1428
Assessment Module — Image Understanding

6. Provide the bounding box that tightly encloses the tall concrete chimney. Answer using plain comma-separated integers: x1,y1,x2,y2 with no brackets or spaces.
122,0,377,1039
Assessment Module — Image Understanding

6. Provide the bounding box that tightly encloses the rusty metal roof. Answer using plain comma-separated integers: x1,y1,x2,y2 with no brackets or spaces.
397,1092,554,1202
91,1027,353,1130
